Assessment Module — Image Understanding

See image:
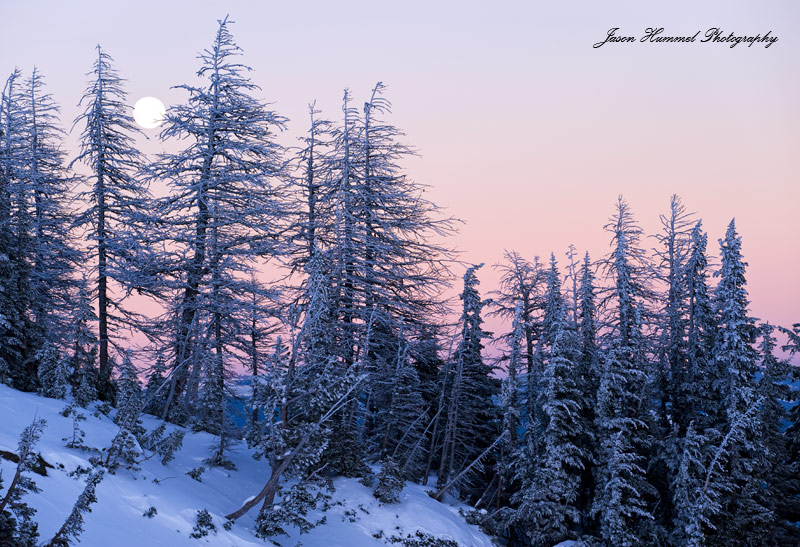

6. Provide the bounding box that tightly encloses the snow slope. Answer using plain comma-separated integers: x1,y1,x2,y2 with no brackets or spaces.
0,384,495,546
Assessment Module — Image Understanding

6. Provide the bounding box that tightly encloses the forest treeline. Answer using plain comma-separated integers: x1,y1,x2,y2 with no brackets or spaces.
1,17,798,547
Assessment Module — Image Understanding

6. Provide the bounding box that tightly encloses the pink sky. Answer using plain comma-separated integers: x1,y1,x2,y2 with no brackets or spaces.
2,1,798,345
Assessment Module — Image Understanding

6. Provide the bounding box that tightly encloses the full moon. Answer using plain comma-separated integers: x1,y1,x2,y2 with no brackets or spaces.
133,96,166,129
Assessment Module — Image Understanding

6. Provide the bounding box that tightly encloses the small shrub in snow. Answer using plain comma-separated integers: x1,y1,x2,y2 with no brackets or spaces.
359,472,375,488
255,479,330,539
156,430,184,465
67,465,93,479
387,531,459,547
143,507,157,518
104,428,141,471
93,402,113,418
373,458,404,504
189,509,216,538
139,423,185,465
62,410,88,450
187,466,205,482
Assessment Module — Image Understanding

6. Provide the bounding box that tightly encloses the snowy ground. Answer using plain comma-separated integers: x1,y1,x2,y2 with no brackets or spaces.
0,384,495,546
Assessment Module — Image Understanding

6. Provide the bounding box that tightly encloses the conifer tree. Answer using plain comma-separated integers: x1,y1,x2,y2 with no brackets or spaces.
114,352,141,424
592,198,656,545
36,342,69,399
19,69,79,349
44,470,103,547
0,418,46,546
575,252,599,528
147,17,287,435
497,300,524,509
491,251,543,381
685,221,716,427
515,261,585,546
72,45,147,401
70,277,99,408
436,264,499,498
653,195,694,433
667,421,708,547
754,323,799,545
377,340,428,478
0,70,37,391
778,323,800,536
708,219,772,545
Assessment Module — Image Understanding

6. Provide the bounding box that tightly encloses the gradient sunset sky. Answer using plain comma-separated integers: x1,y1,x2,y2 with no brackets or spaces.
2,1,798,338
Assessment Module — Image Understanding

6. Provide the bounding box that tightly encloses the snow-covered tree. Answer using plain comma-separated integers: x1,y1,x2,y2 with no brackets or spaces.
653,195,694,433
515,265,586,546
592,198,656,545
147,18,287,442
685,221,717,428
373,457,404,503
376,340,428,478
114,351,141,425
319,84,457,472
754,323,800,545
44,470,103,547
497,300,524,508
36,342,69,399
0,69,37,391
70,276,99,408
436,264,499,498
72,45,148,401
575,251,600,525
667,422,708,547
19,69,79,347
707,219,771,545
0,418,46,546
491,250,544,379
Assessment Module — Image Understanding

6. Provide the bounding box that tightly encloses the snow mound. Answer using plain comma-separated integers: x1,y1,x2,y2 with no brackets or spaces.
0,384,495,546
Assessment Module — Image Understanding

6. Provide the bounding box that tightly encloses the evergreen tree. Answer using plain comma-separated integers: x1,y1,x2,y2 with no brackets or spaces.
667,422,708,547
491,250,544,379
0,70,37,391
778,323,800,536
497,300,524,512
755,324,799,545
17,69,79,352
592,198,656,545
147,18,287,441
653,195,694,434
377,340,428,478
142,354,167,417
72,45,148,401
70,277,99,408
44,470,103,547
575,251,600,531
321,84,457,472
515,266,586,546
114,352,141,425
0,418,46,547
685,221,717,427
36,342,69,399
709,219,771,545
436,264,499,499
373,457,405,503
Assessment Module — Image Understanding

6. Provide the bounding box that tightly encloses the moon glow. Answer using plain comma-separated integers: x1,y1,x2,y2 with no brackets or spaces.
133,96,166,129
